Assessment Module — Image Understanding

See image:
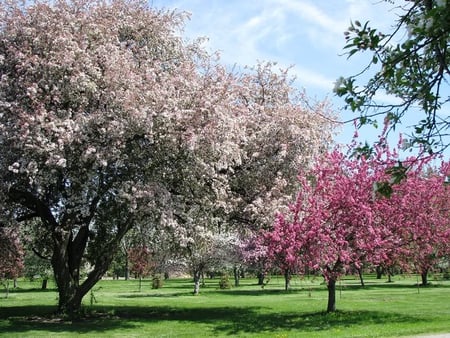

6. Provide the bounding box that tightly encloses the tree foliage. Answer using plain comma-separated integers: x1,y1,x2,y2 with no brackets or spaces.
0,225,24,281
335,0,450,153
252,144,450,312
0,0,337,316
0,0,238,316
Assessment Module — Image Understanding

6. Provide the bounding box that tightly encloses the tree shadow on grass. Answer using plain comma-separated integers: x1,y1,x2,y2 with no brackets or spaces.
1,305,136,335
0,304,424,336
211,309,424,336
117,291,194,298
336,281,450,291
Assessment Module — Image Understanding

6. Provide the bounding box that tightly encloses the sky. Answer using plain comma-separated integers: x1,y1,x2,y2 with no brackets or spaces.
151,0,403,147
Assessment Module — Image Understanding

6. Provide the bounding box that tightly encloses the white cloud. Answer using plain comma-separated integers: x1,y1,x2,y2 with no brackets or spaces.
154,0,401,95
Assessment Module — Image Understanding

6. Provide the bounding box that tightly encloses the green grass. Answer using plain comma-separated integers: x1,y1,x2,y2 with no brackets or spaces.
1,274,449,337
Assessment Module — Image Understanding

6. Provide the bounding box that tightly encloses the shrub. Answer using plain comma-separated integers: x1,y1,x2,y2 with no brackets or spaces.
219,274,232,289
152,275,164,289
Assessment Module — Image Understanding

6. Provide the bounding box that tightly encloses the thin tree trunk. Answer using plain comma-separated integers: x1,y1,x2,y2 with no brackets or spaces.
193,270,201,295
357,268,365,287
4,279,9,299
257,271,265,285
284,269,291,291
41,278,48,290
387,269,393,283
233,265,240,287
327,278,337,313
125,253,129,280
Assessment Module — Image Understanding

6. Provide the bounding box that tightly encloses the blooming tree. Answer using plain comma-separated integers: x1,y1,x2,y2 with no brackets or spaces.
261,140,450,312
164,219,238,294
128,245,154,291
0,225,24,297
228,63,336,231
0,0,242,316
226,63,336,284
272,148,391,312
258,214,303,290
378,160,450,285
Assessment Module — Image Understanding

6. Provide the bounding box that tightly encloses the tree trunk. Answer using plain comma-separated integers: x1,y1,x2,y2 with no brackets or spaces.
51,222,127,317
4,279,9,298
193,270,201,295
284,269,291,291
41,278,48,290
257,271,265,285
387,269,393,283
233,265,240,287
376,266,384,279
357,268,365,287
125,252,129,280
327,278,337,313
421,269,429,286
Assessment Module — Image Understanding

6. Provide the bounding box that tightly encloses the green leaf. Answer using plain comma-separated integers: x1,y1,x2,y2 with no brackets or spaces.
374,181,393,198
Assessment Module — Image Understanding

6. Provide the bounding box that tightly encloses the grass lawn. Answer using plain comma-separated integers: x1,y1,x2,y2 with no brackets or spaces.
0,274,449,337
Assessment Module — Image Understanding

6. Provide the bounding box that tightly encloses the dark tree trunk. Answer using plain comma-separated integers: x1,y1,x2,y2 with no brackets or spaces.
421,269,429,286
376,266,384,279
9,183,133,318
284,269,291,291
233,265,240,287
51,221,129,317
387,268,393,283
41,278,48,290
257,271,265,285
51,225,90,317
327,278,337,313
357,268,365,287
125,258,129,280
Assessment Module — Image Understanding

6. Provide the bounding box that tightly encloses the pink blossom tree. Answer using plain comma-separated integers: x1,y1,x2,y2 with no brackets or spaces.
260,214,303,290
379,160,450,285
128,245,154,291
0,226,24,297
275,149,390,312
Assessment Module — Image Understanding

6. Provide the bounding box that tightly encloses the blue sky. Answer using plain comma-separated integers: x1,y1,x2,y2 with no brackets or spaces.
152,0,402,147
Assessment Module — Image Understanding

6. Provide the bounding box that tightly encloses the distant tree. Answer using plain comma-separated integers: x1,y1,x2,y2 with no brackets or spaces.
226,63,336,286
335,0,450,154
0,225,24,297
229,62,336,232
128,245,154,291
23,251,52,289
378,160,450,285
260,215,303,291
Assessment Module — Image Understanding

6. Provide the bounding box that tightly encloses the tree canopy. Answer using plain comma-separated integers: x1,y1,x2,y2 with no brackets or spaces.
335,0,450,154
0,0,336,316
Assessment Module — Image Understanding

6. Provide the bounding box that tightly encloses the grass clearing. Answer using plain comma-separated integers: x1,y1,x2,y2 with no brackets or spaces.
1,274,449,337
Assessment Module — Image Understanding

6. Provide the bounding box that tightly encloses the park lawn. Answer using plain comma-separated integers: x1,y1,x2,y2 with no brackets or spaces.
0,274,449,337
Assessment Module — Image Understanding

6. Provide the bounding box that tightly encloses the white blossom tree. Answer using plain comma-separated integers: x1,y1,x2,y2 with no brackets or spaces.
0,0,243,316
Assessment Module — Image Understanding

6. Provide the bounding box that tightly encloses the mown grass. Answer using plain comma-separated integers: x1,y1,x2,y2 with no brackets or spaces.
0,274,449,337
